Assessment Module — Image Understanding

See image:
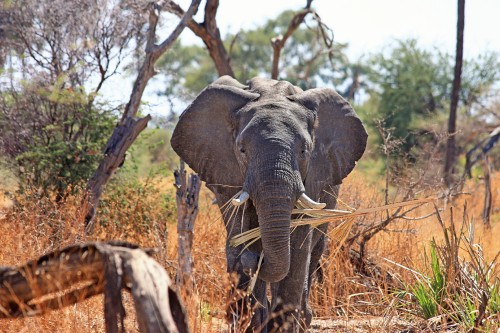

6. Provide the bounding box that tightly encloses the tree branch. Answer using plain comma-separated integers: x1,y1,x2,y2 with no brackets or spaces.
269,0,335,80
164,0,234,76
83,0,201,230
123,0,201,121
271,8,312,79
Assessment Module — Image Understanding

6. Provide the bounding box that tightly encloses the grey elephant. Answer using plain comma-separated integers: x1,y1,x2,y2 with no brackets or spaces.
171,76,367,332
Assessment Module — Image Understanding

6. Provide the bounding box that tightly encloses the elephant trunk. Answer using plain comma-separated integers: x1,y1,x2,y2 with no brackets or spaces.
255,201,293,282
247,156,303,283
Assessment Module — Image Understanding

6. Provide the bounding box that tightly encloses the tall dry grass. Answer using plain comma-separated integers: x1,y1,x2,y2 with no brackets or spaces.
0,170,498,332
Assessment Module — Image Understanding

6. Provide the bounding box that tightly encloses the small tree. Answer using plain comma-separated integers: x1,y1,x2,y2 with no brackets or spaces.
0,81,116,200
83,0,201,230
0,0,146,200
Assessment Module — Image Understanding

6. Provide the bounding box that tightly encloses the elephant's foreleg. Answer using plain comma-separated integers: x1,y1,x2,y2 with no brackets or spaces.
300,187,338,328
301,225,328,329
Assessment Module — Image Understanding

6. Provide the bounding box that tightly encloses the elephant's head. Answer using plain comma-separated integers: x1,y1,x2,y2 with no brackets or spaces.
171,76,367,283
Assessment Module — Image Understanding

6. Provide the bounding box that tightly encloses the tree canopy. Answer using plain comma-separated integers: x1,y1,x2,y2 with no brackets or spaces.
366,39,499,151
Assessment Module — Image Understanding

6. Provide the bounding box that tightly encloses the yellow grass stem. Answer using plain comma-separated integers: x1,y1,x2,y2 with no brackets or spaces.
230,198,434,248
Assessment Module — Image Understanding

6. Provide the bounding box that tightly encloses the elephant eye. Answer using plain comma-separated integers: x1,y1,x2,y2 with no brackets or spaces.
300,142,312,158
240,147,246,154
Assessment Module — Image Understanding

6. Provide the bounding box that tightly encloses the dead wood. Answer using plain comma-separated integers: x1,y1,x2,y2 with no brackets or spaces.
83,0,201,232
0,241,189,333
174,161,201,290
482,155,492,226
165,0,234,76
270,0,333,80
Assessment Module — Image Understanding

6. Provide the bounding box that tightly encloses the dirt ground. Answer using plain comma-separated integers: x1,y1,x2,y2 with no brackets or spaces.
206,317,428,333
310,317,418,333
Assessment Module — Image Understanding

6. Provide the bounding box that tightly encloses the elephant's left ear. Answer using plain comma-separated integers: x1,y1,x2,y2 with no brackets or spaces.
288,88,367,188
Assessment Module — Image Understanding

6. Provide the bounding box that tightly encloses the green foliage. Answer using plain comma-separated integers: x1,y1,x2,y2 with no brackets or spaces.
367,39,500,151
428,242,445,297
410,242,445,319
460,52,500,106
124,126,179,178
412,282,438,319
157,41,217,100
0,81,116,200
367,39,451,142
490,283,500,314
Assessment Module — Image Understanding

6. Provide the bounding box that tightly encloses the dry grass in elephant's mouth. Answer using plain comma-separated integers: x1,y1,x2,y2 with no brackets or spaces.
229,197,435,249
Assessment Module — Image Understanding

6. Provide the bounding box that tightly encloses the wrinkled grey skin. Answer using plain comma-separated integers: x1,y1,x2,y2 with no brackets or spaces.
171,76,367,332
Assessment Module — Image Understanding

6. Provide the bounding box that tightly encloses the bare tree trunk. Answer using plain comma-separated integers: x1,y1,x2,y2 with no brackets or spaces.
444,0,465,187
83,0,201,232
174,161,201,291
346,66,360,101
0,242,189,333
482,155,492,226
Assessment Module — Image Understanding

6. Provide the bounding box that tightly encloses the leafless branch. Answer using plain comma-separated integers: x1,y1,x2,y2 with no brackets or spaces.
270,0,334,79
164,0,234,76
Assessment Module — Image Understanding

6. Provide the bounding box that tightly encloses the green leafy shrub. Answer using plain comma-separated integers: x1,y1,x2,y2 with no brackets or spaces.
1,81,116,201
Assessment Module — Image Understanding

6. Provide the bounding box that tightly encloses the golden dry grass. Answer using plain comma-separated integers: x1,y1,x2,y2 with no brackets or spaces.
0,170,498,332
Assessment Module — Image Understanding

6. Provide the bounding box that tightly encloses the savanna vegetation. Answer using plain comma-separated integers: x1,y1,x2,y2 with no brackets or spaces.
0,0,499,332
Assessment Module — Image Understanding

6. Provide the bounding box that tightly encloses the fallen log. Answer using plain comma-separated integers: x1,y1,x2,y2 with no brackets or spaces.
0,241,189,333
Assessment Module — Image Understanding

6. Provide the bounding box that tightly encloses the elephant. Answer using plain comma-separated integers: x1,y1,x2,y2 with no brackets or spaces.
171,76,367,332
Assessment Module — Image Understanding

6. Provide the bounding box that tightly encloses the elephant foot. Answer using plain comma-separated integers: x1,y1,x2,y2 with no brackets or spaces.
226,274,268,333
303,304,313,329
267,302,307,333
227,294,269,333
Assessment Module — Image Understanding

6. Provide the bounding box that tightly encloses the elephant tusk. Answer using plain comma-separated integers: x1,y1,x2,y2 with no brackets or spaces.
297,193,326,209
232,191,250,206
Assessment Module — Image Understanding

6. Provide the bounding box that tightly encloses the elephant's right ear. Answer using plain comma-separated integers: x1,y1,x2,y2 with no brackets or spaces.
288,88,367,189
171,84,259,187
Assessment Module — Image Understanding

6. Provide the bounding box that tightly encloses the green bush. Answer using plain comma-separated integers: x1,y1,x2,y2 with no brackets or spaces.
1,82,116,201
